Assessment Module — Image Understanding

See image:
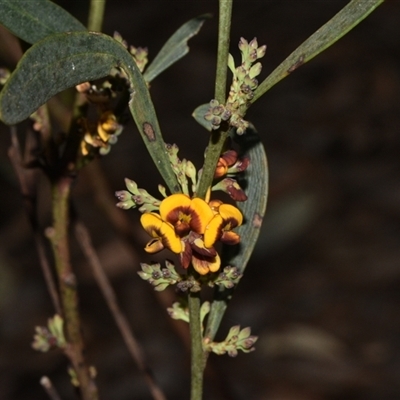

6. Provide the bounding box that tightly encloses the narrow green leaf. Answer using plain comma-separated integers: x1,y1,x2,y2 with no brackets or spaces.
0,31,179,192
205,130,268,341
144,14,211,83
252,0,384,103
0,0,86,45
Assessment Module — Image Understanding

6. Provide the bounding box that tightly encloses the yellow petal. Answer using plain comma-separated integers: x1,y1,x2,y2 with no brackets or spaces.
208,252,221,272
144,238,164,253
189,197,214,234
140,213,182,254
159,193,191,223
159,222,183,254
218,204,243,227
192,252,221,275
203,214,223,248
140,213,163,237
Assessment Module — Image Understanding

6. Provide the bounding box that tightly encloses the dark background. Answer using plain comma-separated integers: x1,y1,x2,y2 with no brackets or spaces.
1,1,400,399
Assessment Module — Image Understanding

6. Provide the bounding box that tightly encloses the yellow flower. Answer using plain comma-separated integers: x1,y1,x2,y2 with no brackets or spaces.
140,212,182,254
159,193,214,237
140,193,242,275
204,203,243,248
180,233,221,275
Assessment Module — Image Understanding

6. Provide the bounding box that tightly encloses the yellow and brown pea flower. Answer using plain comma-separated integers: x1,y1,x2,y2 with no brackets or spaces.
140,193,243,275
213,149,249,202
80,111,123,156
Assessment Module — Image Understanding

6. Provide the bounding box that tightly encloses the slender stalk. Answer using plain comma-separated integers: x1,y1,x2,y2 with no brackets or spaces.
48,176,98,400
87,0,106,32
189,292,205,400
40,376,63,400
214,0,233,104
8,128,62,315
74,221,167,400
196,0,233,199
189,2,234,398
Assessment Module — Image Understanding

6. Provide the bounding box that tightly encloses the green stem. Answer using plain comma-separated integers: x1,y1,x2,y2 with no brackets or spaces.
189,292,205,400
214,0,232,104
87,0,106,32
48,177,98,400
196,0,233,199
189,2,234,398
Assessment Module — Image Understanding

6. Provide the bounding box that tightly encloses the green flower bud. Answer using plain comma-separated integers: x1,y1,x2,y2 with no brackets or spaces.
257,45,267,59
125,178,138,194
249,62,262,79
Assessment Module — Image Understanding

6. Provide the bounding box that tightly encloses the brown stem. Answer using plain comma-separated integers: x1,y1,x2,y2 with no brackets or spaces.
47,176,98,400
8,128,62,314
74,220,167,400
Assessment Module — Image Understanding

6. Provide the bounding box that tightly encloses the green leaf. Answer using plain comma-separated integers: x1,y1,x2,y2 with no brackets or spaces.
144,14,210,83
192,103,213,131
205,129,268,341
0,0,86,45
0,31,179,193
252,0,384,103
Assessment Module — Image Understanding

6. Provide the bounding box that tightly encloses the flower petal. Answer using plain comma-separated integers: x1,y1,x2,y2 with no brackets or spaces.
220,231,241,245
140,212,163,237
218,204,243,227
140,212,182,254
180,241,192,269
159,193,191,224
144,238,164,253
191,238,217,257
192,252,221,275
203,214,223,248
189,198,214,234
159,221,183,254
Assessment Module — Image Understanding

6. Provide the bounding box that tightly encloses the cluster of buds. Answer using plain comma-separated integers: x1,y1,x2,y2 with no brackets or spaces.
209,265,242,289
165,143,197,196
137,260,181,291
204,37,266,134
203,99,232,130
32,314,66,352
113,31,149,73
204,325,258,357
169,301,257,356
115,178,162,212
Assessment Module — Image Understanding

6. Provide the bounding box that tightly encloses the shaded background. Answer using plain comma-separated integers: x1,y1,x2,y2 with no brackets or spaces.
1,0,400,399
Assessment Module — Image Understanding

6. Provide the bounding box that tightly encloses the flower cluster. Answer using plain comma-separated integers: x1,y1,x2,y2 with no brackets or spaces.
32,314,66,353
204,37,266,134
116,143,247,275
80,110,123,156
140,193,242,275
212,149,249,202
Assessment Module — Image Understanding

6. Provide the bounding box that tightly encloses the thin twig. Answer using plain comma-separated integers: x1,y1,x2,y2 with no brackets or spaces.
8,127,62,314
40,376,63,400
48,176,98,400
74,220,167,400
